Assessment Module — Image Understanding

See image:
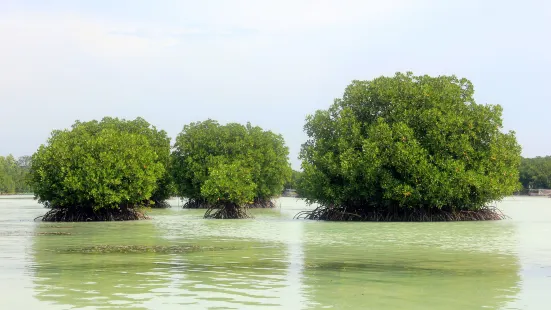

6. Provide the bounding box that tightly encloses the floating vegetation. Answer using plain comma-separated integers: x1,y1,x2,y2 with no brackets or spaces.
36,232,72,236
0,231,72,236
60,244,238,254
40,225,74,229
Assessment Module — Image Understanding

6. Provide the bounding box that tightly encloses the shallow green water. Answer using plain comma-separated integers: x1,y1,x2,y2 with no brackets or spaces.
0,196,549,309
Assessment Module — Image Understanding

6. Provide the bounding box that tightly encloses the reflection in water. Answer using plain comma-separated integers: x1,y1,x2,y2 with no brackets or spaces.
279,222,307,309
31,221,171,309
143,211,301,309
16,197,534,309
301,221,521,310
30,212,295,309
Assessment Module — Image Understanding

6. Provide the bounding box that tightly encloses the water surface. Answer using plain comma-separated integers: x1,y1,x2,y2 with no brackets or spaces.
0,196,549,309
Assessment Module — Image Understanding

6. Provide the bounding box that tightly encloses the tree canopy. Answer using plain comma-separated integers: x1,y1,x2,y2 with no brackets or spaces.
284,170,303,190
171,119,292,216
95,117,173,205
298,72,521,221
519,156,551,190
0,155,32,194
28,117,168,221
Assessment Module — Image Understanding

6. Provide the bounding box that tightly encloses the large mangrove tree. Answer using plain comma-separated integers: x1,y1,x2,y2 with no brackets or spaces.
171,120,292,218
297,72,521,221
104,117,174,207
29,117,169,221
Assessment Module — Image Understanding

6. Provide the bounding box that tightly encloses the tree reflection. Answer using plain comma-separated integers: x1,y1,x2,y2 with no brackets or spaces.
30,209,521,309
30,221,172,309
300,221,521,309
146,217,291,308
30,218,291,309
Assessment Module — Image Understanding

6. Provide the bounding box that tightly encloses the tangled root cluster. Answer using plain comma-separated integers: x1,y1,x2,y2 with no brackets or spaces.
294,205,508,222
204,203,252,219
150,200,171,208
183,198,276,209
182,199,209,209
247,199,276,208
39,206,148,222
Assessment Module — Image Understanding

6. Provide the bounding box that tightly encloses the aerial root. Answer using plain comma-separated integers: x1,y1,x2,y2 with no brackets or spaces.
150,200,171,208
204,203,253,219
41,207,149,222
247,199,276,208
182,199,209,209
294,205,508,222
184,198,275,209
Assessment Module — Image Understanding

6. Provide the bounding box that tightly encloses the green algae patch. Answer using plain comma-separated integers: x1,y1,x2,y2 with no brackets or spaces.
36,232,72,236
60,244,238,254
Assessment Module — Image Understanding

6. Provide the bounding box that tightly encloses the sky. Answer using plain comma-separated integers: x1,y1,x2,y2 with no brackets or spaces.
1,0,550,169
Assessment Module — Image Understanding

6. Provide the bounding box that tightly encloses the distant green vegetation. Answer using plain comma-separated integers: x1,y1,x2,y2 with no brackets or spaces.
282,170,305,197
519,156,551,190
0,155,31,194
297,72,521,221
28,117,169,221
171,120,292,218
284,170,303,190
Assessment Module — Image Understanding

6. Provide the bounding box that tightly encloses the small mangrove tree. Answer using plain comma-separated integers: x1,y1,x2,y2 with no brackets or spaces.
29,117,168,221
0,155,32,194
297,72,521,221
171,120,292,218
519,156,551,191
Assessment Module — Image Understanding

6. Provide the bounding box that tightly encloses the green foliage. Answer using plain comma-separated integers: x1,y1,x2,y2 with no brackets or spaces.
95,117,173,204
201,159,256,205
519,156,551,189
28,117,167,211
284,170,303,189
171,120,292,206
0,155,31,194
299,72,522,211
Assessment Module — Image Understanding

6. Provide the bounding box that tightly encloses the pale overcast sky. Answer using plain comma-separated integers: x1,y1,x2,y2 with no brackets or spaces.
1,0,550,169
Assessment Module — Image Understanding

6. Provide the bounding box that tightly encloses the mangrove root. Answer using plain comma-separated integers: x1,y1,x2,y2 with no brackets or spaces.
182,199,209,209
184,198,276,209
150,200,171,208
294,205,508,222
204,203,253,219
247,199,276,208
41,206,149,222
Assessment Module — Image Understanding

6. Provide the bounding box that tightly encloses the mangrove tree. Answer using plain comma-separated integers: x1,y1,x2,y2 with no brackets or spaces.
297,72,521,221
171,120,292,218
0,155,32,194
29,117,168,221
519,156,551,191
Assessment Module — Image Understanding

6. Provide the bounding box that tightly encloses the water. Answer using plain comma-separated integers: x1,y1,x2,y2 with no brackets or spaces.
0,196,550,309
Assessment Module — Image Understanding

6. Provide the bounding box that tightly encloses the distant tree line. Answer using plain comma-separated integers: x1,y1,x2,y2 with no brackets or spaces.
519,156,551,190
284,170,303,190
0,155,32,194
